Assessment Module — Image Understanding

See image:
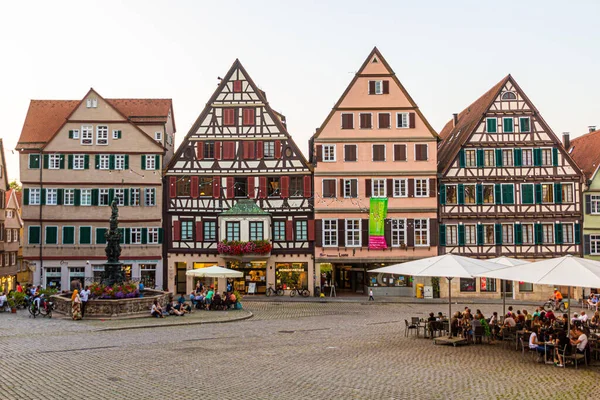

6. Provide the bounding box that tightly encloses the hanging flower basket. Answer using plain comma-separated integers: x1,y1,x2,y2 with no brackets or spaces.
217,240,272,256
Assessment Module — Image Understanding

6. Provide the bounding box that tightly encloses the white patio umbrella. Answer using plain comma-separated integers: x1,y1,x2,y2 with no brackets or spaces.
370,254,506,329
185,266,243,278
487,257,531,316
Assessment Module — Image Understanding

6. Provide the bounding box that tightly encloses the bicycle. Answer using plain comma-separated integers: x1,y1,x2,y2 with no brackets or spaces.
28,295,54,318
290,287,310,298
265,283,284,297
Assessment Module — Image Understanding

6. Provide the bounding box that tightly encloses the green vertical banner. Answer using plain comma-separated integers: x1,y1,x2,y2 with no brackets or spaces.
369,198,388,249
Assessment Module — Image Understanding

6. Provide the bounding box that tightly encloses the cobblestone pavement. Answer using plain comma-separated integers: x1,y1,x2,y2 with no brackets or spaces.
0,301,598,400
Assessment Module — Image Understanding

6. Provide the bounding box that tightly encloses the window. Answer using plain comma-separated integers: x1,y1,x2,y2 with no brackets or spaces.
591,195,600,214
372,179,386,198
415,179,428,197
378,113,391,129
296,220,308,241
359,113,372,129
503,118,514,133
181,221,194,241
274,221,286,241
521,184,534,204
563,224,574,244
226,222,240,241
112,130,121,139
415,144,428,161
370,80,384,94
393,179,407,197
223,108,236,126
480,278,497,292
129,188,140,206
591,235,600,255
49,154,61,169
154,131,162,141
264,141,275,158
96,126,108,145
414,219,429,246
486,118,497,133
64,189,74,206
199,178,213,197
372,145,385,161
323,219,338,247
393,144,406,161
522,224,534,244
29,188,41,205
267,177,280,196
541,184,554,203
502,224,514,244
341,113,354,129
344,179,358,198
561,184,573,203
446,225,458,245
86,98,98,108
73,155,85,170
204,142,215,159
204,221,217,241
145,188,156,206
115,155,125,170
446,185,457,204
542,224,554,244
391,219,406,247
45,226,58,244
460,278,476,292
345,219,361,247
46,189,57,205
6,229,11,243
484,150,495,167
464,184,476,204
242,108,255,126
344,144,357,162
177,176,191,196
502,92,517,100
484,225,494,244
81,125,93,145
99,189,109,206
148,228,160,244
465,225,477,245
10,253,15,266
483,184,494,204
145,155,156,170
522,149,533,166
397,112,409,128
465,150,476,167
322,179,336,198
502,149,513,166
81,189,92,206
323,145,336,162
70,129,80,139
249,222,264,241
114,189,125,206
99,155,110,170
541,148,552,166
519,117,531,132
28,154,40,169
519,282,533,292
28,226,41,244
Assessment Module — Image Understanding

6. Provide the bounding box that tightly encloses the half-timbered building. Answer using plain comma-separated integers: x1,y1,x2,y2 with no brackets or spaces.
437,75,584,300
165,60,313,295
311,48,439,296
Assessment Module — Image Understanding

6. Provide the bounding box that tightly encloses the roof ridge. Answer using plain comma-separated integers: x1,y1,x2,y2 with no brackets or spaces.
571,129,600,143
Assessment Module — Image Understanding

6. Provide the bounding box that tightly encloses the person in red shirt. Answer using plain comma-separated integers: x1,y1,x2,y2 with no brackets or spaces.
545,309,556,322
16,282,22,293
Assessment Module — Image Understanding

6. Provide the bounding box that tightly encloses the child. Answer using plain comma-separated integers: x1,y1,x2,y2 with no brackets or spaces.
368,289,374,301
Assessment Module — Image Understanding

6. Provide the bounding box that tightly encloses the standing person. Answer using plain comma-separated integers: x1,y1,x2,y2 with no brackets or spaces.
368,288,374,301
16,282,23,293
70,278,81,293
71,290,82,320
80,286,90,318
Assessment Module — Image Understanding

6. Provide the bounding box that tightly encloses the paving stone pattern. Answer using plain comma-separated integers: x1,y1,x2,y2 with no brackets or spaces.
0,302,598,399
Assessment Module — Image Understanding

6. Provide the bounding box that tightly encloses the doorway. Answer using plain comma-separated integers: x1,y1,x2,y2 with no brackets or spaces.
175,262,187,294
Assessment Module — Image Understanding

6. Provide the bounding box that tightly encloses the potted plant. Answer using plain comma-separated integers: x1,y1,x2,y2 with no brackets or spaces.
233,290,243,309
7,297,17,313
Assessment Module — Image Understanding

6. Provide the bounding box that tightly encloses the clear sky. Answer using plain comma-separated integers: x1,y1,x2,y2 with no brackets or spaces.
2,0,599,182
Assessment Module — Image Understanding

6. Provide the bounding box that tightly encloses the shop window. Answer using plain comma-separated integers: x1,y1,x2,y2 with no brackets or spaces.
480,278,496,292
460,278,476,292
519,282,533,292
45,267,62,290
140,264,156,288
276,262,308,290
177,176,191,196
368,272,412,287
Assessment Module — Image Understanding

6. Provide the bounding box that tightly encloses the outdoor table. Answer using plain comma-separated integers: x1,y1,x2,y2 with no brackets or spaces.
544,342,555,365
516,330,526,351
417,319,429,338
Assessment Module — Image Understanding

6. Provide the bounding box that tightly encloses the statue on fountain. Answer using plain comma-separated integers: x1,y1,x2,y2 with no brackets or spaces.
102,199,125,286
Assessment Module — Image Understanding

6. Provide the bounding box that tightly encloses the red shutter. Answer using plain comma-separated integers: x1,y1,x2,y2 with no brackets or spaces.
285,220,293,241
248,141,255,159
383,80,389,94
408,179,414,198
275,140,282,159
190,176,199,199
213,177,221,199
242,142,249,159
197,142,204,160
429,178,436,197
316,145,323,162
173,220,181,241
368,81,376,95
195,221,203,242
169,176,177,198
226,177,235,199
259,177,267,199
409,112,416,128
243,108,255,126
256,141,264,158
215,141,222,160
303,176,312,198
247,177,255,198
281,176,290,198
307,220,315,241
365,179,372,198
233,80,242,93
223,108,235,126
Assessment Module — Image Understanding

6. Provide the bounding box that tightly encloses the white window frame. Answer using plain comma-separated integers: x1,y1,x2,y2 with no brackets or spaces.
130,228,142,244
396,112,409,129
99,189,110,206
112,129,120,139
502,224,514,244
542,224,554,244
81,189,92,206
130,188,140,207
6,229,11,243
46,188,57,205
345,219,361,247
96,125,109,145
372,178,386,198
264,141,275,158
378,112,391,129
29,188,41,205
445,184,458,205
483,149,495,167
148,227,159,244
465,149,477,168
483,224,495,245
414,219,429,246
99,155,110,170
372,80,383,95
446,225,458,246
562,223,574,244
359,112,373,129
502,117,514,133
522,224,535,245
393,179,407,198
465,224,477,245
323,145,336,162
114,188,125,207
323,219,338,247
64,189,75,206
522,149,533,166
145,188,156,206
154,131,162,141
145,155,156,170
71,129,80,139
502,148,514,166
591,235,600,255
519,117,531,133
540,147,553,166
73,154,85,170
391,219,406,247
81,125,93,145
561,183,574,203
343,179,358,199
414,179,429,198
49,154,61,170
486,117,498,133
115,155,125,170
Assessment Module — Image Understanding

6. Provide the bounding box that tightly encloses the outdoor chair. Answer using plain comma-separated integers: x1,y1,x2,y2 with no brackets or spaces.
501,327,516,349
563,345,586,369
404,319,417,337
519,337,536,362
473,325,485,344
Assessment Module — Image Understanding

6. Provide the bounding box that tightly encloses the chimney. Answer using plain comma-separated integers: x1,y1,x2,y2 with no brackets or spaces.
562,132,570,149
453,113,458,127
589,125,597,133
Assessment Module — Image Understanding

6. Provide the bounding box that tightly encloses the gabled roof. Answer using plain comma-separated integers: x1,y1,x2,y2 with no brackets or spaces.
437,75,510,172
16,90,173,150
0,139,8,190
311,47,438,141
220,199,270,216
6,189,22,209
569,129,600,181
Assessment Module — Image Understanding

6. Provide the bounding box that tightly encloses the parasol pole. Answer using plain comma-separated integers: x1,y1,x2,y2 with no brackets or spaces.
502,279,506,317
567,286,571,335
447,277,453,338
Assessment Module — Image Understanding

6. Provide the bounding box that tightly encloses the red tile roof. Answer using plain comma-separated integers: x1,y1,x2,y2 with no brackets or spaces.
5,189,22,208
17,96,172,149
569,130,600,181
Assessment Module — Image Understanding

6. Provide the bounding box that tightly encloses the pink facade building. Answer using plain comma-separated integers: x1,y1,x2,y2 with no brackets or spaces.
311,48,439,296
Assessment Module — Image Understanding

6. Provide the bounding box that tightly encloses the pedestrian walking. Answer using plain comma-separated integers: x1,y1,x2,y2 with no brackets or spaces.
368,289,374,301
71,290,82,320
80,285,90,318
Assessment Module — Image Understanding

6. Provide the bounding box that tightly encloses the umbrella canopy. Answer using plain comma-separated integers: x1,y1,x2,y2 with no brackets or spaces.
185,266,243,278
370,254,505,278
487,256,531,267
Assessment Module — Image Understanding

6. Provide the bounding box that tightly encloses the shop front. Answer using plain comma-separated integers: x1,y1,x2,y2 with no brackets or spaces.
192,262,218,291
69,267,85,289
227,260,266,294
276,262,308,290
0,275,16,292
44,267,62,290
140,264,157,288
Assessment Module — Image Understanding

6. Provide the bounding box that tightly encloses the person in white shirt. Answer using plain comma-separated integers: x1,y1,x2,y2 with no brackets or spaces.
578,311,589,323
504,315,516,327
528,327,545,360
80,286,90,318
0,292,7,309
571,328,588,354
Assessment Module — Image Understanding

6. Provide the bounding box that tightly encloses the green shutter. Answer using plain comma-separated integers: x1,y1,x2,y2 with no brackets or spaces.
43,154,49,169
45,226,57,244
119,228,125,244
439,224,446,246
158,228,164,244
118,130,122,139
29,154,40,169
534,184,542,204
57,189,63,205
519,117,530,132
80,227,91,244
124,155,129,170
534,224,543,245
552,148,559,167
575,224,581,245
124,189,129,206
108,189,115,205
68,155,73,169
59,155,65,169
74,189,81,206
555,223,563,244
23,189,29,206
155,155,160,169
554,183,562,204
91,189,98,206
142,228,148,244
95,155,100,169
68,130,74,139
109,155,115,170
533,148,542,166
41,189,46,205
458,149,466,168
513,148,522,167
29,226,41,244
495,149,503,167
457,183,465,205
476,184,483,205
125,228,131,244
502,184,514,205
476,149,484,168
494,184,502,205
477,224,484,245
495,224,502,245
487,118,497,133
521,184,534,204
458,225,465,246
514,224,523,245
503,118,513,133
62,226,75,244
439,184,446,205
96,228,107,244
84,154,90,169
141,155,146,170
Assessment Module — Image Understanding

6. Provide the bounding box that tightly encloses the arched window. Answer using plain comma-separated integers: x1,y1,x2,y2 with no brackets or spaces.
501,92,517,100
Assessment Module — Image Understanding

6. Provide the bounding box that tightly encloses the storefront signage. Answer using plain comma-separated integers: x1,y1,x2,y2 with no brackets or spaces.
45,272,61,277
319,253,349,258
369,198,388,250
278,268,305,273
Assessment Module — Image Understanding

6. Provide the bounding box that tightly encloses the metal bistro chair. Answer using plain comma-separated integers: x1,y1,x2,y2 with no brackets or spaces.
404,319,418,337
563,344,587,369
519,335,536,362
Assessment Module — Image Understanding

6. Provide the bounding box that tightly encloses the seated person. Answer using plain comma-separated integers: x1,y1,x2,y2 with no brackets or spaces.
437,312,445,321
570,327,588,354
528,327,546,360
165,300,184,316
578,311,589,323
427,312,437,336
461,316,473,342
427,312,437,322
211,291,222,310
590,311,600,328
516,310,526,324
151,300,164,318
229,292,237,308
532,307,542,318
176,295,192,313
504,314,516,328
545,309,556,322
523,309,532,321
553,330,569,367
587,294,599,310
0,292,6,309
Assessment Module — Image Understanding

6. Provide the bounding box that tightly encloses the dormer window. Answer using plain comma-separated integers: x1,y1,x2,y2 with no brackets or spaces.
501,92,517,100
86,98,98,108
154,131,162,141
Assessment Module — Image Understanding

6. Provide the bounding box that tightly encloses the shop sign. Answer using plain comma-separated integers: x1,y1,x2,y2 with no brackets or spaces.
70,272,85,277
278,268,305,273
319,253,349,258
45,272,61,277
